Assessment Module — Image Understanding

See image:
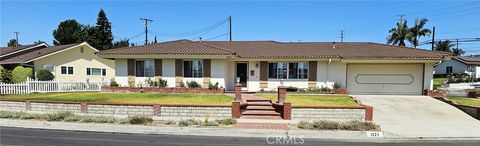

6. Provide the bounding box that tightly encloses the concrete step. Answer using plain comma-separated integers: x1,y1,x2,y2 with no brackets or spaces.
241,110,280,116
247,102,273,106
246,99,272,103
239,115,283,120
245,106,275,110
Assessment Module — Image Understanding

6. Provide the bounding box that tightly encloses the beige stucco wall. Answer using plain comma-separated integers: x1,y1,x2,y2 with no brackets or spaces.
33,44,115,82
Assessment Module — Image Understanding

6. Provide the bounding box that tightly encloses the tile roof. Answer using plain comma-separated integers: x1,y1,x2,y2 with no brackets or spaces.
98,39,449,60
0,43,47,57
98,40,234,55
453,55,480,65
0,43,79,64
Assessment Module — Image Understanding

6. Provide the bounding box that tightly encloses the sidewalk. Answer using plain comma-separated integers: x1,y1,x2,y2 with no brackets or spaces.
2,119,480,141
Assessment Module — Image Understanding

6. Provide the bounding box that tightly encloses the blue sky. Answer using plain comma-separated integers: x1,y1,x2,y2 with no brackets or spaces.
1,0,479,54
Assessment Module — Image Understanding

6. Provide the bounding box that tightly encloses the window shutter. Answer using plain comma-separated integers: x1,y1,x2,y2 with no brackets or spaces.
308,61,317,81
203,59,211,77
127,59,135,76
260,61,268,81
155,59,162,76
175,59,183,76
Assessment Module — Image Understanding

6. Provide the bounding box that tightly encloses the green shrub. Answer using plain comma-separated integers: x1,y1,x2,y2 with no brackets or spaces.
11,66,33,83
45,111,73,121
208,82,219,90
287,86,298,92
215,118,236,125
178,119,200,127
186,81,201,88
297,120,379,131
312,120,340,130
64,116,82,122
19,113,42,119
297,121,313,129
0,111,24,118
333,83,341,89
320,86,330,92
205,120,220,126
127,115,153,125
110,79,119,87
158,79,168,88
177,82,185,88
36,69,55,81
81,116,116,123
0,69,13,83
164,120,176,125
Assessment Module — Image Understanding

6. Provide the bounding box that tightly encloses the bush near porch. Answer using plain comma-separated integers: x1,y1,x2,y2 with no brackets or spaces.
0,92,233,105
255,93,360,107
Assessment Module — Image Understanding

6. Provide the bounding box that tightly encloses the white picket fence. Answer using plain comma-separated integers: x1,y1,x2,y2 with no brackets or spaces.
0,78,109,95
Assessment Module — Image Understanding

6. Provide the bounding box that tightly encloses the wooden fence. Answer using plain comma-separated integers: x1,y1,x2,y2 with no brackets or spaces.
0,78,109,95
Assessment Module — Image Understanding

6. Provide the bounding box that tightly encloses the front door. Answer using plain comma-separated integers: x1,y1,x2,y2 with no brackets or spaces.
236,62,248,87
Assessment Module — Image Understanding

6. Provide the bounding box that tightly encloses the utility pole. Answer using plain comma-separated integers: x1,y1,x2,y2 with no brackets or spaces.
456,39,459,50
140,18,153,45
398,14,406,23
431,26,435,50
229,15,232,41
340,30,345,42
14,32,19,46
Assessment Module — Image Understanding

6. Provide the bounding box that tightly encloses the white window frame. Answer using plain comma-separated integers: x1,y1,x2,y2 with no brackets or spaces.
268,62,309,80
60,66,74,75
86,67,106,76
183,60,203,78
135,59,155,77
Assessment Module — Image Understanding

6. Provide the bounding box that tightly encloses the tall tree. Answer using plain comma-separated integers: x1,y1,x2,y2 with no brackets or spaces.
7,39,19,47
435,40,455,52
387,21,409,46
113,39,130,48
407,18,431,48
33,40,46,45
52,19,84,45
451,48,465,56
94,9,113,50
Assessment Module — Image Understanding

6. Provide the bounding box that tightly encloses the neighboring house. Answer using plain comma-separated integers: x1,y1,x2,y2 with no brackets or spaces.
434,55,480,79
97,39,449,95
0,42,115,82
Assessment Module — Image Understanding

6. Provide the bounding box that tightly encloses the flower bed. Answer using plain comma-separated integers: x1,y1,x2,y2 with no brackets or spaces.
102,87,224,94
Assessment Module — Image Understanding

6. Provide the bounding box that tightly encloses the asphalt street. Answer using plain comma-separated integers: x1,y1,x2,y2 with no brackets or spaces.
1,127,479,146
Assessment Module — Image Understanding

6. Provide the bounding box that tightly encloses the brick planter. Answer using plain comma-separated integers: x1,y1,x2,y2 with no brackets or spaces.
102,87,224,94
331,89,349,94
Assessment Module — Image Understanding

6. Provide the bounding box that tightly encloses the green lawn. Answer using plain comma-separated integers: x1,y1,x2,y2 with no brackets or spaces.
433,78,448,89
447,96,480,108
255,93,360,107
0,92,233,105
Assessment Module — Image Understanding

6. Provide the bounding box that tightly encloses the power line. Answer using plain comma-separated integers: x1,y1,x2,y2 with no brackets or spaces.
151,18,228,37
205,33,229,41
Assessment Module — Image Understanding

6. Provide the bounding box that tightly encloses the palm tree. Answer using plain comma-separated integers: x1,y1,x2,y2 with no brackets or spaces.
407,18,431,48
451,48,465,56
387,21,409,46
435,40,455,52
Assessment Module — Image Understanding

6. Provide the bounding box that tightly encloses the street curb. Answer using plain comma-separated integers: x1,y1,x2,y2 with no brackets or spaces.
1,119,479,141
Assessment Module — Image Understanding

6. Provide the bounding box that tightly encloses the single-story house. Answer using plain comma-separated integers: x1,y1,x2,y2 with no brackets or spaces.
97,39,450,95
0,42,115,82
434,55,480,79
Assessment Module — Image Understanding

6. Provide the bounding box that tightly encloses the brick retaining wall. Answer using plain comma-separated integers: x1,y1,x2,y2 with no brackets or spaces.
0,100,231,119
291,108,366,121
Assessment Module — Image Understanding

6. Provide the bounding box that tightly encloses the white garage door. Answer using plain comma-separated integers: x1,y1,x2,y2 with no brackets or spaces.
347,64,423,95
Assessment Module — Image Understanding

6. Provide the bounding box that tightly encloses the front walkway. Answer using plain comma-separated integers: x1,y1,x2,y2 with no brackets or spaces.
234,94,288,130
354,95,480,138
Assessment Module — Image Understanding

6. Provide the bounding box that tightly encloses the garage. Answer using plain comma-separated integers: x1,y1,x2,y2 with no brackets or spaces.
346,64,424,95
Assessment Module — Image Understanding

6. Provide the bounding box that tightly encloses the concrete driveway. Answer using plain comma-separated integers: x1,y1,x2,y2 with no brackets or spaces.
353,95,480,138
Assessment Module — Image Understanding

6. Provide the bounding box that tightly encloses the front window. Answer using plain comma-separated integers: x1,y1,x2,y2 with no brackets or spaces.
184,60,203,77
61,66,73,75
269,62,287,79
87,68,106,76
136,60,155,77
446,66,453,74
269,62,308,79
